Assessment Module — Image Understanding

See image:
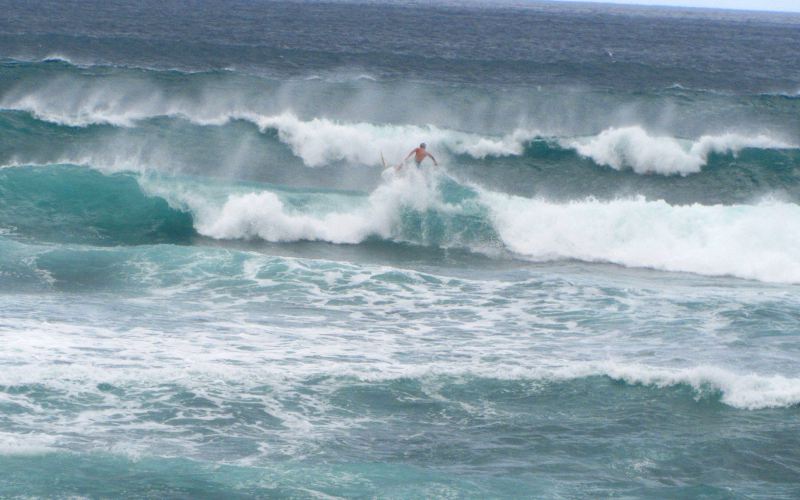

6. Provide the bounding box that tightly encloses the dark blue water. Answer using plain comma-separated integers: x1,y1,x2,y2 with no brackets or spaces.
1,1,799,498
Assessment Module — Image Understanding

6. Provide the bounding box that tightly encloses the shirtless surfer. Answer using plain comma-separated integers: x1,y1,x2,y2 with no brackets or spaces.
382,143,438,172
404,143,438,168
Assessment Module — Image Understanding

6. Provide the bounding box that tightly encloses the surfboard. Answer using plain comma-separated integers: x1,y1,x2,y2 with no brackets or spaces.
380,152,401,180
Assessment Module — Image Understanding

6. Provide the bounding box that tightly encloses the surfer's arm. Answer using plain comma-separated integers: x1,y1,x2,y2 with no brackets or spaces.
404,150,416,161
427,153,438,166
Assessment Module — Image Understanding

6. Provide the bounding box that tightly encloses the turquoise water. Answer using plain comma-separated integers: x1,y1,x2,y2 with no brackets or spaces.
1,1,800,498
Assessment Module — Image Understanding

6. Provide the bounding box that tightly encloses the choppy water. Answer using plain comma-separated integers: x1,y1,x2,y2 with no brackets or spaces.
1,1,799,498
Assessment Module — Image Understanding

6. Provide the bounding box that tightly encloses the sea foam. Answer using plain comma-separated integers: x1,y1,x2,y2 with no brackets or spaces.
484,191,800,283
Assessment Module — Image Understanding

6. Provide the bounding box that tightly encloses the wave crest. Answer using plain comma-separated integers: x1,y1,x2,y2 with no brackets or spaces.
187,168,489,249
487,192,800,283
241,112,536,167
595,363,800,410
563,126,794,175
3,82,793,175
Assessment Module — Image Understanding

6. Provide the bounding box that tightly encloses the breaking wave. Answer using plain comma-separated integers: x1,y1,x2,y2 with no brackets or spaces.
1,99,794,175
561,126,794,175
5,163,798,283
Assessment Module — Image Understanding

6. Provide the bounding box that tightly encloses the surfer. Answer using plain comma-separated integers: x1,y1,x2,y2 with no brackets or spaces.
404,143,438,168
381,143,438,172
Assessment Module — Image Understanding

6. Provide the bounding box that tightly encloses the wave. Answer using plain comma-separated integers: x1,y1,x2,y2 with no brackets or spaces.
0,307,795,410
587,363,800,411
3,55,238,76
40,54,79,65
1,55,81,66
345,362,800,410
154,166,800,283
2,60,796,176
0,431,57,456
2,97,793,176
3,163,800,283
561,126,794,175
155,166,495,250
0,165,194,245
209,180,800,282
0,90,537,165
759,88,800,99
238,112,538,167
486,191,800,283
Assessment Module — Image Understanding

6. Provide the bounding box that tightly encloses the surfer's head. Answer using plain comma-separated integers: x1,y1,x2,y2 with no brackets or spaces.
420,143,426,149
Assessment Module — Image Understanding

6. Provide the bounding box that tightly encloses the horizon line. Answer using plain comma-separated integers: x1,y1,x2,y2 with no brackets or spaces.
355,0,800,15
520,0,800,14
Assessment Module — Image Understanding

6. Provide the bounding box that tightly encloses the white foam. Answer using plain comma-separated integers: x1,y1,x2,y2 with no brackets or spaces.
153,168,800,283
1,97,537,165
196,190,380,243
227,111,537,167
41,53,76,64
191,182,800,284
0,80,539,164
563,126,794,175
2,320,797,410
577,362,800,410
342,363,800,410
484,192,800,283
189,167,448,243
2,87,165,128
0,431,57,456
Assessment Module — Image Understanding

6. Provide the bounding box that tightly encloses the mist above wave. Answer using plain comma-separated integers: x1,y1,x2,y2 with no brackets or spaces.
2,61,796,177
3,99,793,176
563,127,793,175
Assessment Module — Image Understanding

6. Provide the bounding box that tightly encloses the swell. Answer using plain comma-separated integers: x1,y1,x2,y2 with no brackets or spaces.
0,165,194,246
6,56,800,99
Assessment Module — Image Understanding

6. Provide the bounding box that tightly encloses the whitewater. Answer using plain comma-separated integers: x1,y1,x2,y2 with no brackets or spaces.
1,1,799,498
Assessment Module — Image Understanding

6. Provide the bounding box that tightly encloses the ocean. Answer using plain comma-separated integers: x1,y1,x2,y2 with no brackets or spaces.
1,0,799,497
